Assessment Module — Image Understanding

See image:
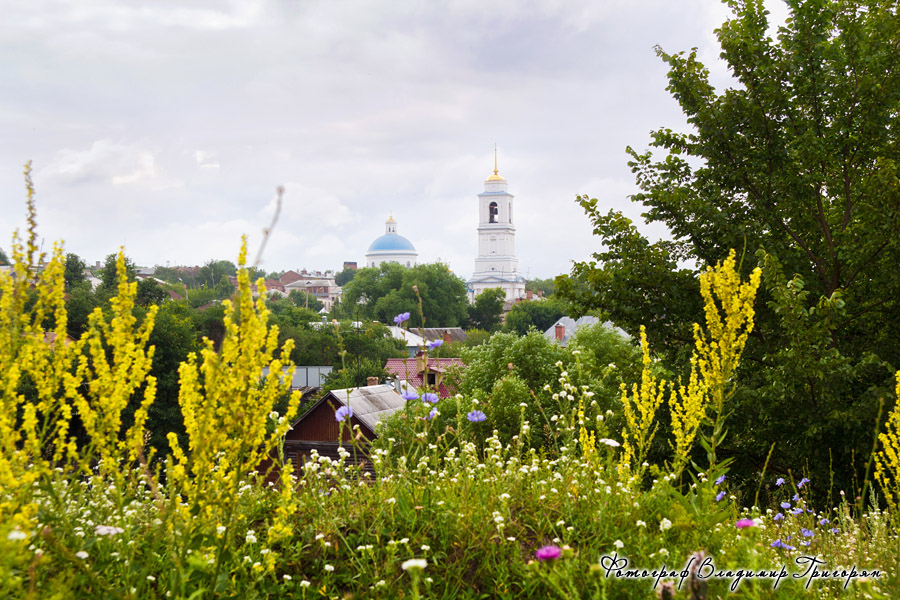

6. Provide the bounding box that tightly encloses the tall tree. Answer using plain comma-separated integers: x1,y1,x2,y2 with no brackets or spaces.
99,252,137,291
467,288,506,332
558,0,900,498
63,252,88,291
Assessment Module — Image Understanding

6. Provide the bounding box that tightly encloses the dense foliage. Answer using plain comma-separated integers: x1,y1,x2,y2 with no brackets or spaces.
341,262,469,327
3,174,900,599
558,0,900,502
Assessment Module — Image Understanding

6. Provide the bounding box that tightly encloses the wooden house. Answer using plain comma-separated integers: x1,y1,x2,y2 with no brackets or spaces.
282,384,406,474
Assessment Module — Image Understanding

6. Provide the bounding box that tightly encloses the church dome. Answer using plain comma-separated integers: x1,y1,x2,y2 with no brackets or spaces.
367,233,417,253
365,215,418,268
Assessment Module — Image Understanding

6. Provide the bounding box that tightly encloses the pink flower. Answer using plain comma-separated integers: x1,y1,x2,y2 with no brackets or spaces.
535,545,562,561
735,518,755,529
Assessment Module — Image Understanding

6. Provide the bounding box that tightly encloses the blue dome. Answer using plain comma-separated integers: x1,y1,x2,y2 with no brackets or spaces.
367,233,417,253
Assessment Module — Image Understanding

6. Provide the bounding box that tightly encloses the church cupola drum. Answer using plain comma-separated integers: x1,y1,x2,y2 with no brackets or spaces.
467,149,526,302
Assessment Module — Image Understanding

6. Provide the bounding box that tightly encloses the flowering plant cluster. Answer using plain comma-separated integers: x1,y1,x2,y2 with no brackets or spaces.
2,181,898,598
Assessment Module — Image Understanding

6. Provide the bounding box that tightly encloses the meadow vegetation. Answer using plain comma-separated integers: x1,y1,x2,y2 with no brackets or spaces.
2,168,900,599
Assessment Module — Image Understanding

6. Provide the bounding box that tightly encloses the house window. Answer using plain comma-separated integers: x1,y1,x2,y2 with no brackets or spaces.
489,202,498,223
427,373,437,386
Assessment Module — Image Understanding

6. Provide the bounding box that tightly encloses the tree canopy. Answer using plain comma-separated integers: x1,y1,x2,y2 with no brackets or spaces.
503,297,569,336
341,262,468,327
558,0,900,498
467,288,505,331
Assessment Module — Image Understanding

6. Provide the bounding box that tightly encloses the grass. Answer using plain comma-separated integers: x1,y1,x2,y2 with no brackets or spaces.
4,408,898,599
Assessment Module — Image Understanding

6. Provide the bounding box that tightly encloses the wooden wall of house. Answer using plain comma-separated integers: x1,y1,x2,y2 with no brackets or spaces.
285,397,375,443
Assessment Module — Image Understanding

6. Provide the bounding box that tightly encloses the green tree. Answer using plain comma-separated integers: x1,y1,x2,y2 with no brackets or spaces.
287,289,324,311
214,274,236,299
65,285,98,338
334,267,356,286
559,0,900,498
136,278,166,307
0,246,8,265
198,260,237,289
143,301,199,457
99,252,137,291
526,277,557,297
342,262,468,327
63,252,88,291
503,297,568,336
187,287,217,309
467,288,506,331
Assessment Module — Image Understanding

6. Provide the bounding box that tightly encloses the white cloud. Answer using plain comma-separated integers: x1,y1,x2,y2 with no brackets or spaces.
0,0,786,277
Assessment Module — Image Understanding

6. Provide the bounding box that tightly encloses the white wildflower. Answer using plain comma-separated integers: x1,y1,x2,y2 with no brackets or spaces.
401,558,427,571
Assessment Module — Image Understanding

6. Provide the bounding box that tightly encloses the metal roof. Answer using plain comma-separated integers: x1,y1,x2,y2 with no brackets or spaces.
366,233,417,253
306,384,407,433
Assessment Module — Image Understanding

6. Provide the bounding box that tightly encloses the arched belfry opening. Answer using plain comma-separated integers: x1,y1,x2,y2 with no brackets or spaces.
489,201,498,223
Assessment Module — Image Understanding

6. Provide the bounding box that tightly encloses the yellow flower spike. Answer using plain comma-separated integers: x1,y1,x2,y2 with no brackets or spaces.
875,372,900,518
619,326,666,476
667,249,761,471
168,236,301,537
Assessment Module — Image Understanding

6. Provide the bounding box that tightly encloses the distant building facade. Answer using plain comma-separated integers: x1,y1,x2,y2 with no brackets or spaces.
280,269,342,311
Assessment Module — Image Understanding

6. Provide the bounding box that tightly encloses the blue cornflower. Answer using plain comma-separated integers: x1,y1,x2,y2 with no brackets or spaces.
426,339,443,351
393,312,411,325
467,409,487,422
792,493,800,502
830,528,839,534
774,513,784,521
715,491,726,502
801,528,814,537
715,475,726,485
422,392,439,403
819,518,830,526
427,408,438,420
776,477,785,486
780,502,791,509
770,539,796,550
334,405,353,422
791,508,804,515
798,477,810,488
402,389,419,401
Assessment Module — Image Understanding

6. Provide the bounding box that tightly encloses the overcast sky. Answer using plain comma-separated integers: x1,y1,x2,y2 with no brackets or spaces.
0,0,788,279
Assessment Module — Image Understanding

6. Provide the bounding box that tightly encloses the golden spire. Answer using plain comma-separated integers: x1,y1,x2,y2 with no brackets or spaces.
487,144,505,181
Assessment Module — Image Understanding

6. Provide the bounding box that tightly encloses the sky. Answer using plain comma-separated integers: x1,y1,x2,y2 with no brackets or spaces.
0,0,788,280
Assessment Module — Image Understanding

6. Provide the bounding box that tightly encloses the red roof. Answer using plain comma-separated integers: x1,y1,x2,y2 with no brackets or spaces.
384,357,465,398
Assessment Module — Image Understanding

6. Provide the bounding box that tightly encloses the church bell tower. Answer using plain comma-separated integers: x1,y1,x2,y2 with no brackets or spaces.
467,148,526,302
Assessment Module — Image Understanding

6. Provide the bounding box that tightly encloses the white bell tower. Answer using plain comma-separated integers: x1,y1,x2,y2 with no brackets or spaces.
468,148,526,302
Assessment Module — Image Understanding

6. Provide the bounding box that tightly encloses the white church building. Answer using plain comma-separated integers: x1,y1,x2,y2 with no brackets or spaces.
467,153,526,302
